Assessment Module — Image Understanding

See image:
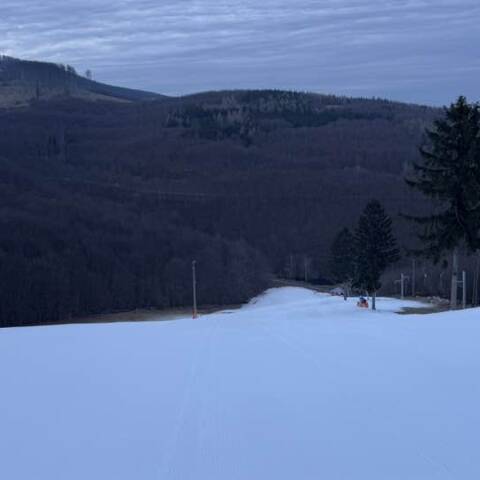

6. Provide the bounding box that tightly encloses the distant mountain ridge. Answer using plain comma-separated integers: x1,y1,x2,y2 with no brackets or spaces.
0,55,164,106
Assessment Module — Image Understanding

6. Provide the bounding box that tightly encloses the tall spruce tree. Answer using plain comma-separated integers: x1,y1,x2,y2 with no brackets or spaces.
354,200,399,310
330,227,356,299
406,96,480,257
405,96,480,307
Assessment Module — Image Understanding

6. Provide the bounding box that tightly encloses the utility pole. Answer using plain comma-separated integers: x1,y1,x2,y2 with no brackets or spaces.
450,249,458,309
462,270,467,310
192,260,198,319
411,259,416,297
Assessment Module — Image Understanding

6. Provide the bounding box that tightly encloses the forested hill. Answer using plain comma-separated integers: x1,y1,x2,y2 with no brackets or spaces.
0,68,439,326
0,56,163,106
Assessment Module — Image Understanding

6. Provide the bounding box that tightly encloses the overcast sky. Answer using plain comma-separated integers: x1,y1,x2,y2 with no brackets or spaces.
1,0,479,105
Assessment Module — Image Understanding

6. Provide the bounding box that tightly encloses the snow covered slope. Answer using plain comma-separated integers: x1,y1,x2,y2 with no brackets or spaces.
1,287,479,479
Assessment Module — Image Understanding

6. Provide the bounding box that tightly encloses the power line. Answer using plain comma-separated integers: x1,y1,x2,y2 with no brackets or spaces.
40,174,415,203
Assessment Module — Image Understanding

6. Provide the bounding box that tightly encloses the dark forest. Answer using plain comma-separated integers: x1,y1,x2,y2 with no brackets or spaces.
0,57,440,326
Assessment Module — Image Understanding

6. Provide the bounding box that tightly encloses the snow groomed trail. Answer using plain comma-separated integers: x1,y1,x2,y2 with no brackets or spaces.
1,287,480,479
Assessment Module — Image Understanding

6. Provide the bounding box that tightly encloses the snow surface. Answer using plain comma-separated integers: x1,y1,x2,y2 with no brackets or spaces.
1,287,480,479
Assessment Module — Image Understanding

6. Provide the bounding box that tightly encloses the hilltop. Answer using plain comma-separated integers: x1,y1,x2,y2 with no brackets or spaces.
0,56,163,107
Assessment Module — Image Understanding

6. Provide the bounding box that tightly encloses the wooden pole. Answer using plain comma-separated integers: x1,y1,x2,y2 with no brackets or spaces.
192,260,198,319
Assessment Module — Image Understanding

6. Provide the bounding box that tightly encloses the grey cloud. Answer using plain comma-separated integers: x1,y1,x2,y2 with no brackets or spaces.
1,0,478,104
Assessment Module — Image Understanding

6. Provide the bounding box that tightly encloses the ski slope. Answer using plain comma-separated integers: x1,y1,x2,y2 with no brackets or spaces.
1,287,479,479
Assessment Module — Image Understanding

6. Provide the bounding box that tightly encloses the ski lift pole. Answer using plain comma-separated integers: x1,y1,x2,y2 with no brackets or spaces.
395,273,409,299
455,270,467,310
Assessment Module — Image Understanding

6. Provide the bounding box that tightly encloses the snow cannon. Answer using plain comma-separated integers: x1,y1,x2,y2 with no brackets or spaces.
357,297,369,309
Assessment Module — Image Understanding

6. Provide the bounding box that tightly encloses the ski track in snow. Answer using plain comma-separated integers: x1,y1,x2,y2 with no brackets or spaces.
1,287,479,479
158,317,212,477
259,311,454,479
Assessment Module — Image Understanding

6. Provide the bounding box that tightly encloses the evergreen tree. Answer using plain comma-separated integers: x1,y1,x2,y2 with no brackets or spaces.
405,96,480,258
354,200,400,310
330,227,356,298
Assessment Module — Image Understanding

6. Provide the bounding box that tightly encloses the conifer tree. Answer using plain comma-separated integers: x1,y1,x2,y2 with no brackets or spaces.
330,227,356,298
405,96,480,307
354,200,399,310
405,96,480,257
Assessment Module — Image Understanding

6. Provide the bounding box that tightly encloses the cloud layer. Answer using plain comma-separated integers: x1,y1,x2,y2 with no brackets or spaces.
1,0,479,104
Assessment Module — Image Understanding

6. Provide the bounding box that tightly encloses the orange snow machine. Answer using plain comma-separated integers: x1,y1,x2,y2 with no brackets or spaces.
357,297,369,309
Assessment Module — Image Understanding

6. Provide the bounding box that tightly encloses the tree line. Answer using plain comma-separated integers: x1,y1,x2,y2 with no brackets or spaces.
330,96,480,309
